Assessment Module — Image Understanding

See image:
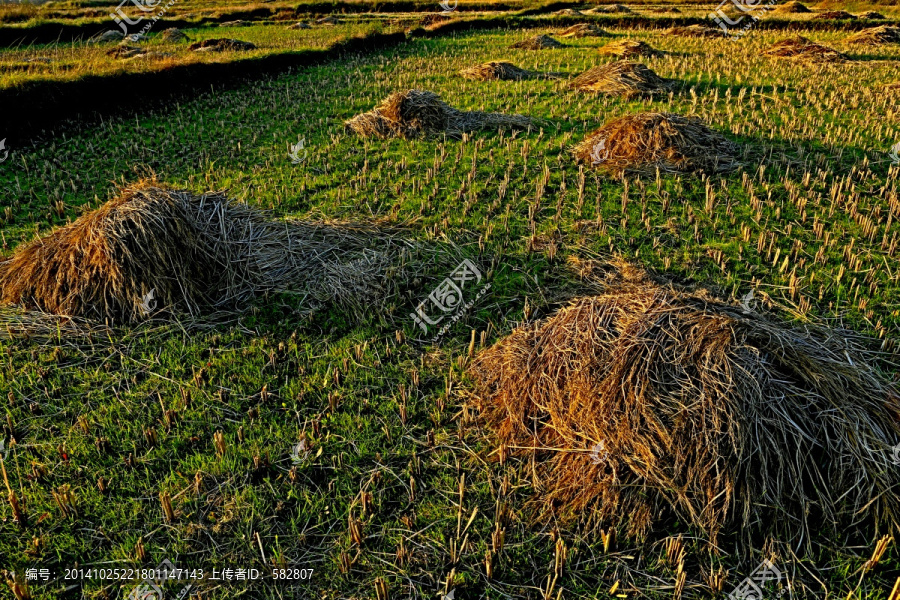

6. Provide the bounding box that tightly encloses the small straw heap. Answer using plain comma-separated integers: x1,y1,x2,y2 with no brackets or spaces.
666,25,724,38
774,0,811,13
598,39,663,59
558,23,610,38
584,4,632,14
847,26,900,45
344,89,532,139
459,61,542,81
573,112,739,176
763,36,848,61
470,260,900,549
569,61,675,98
509,34,563,49
0,183,408,324
814,10,856,19
189,38,256,52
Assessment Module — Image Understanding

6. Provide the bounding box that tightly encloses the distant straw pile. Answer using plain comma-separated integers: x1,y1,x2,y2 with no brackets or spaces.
859,11,886,19
598,40,662,58
847,26,900,44
573,112,738,176
814,10,856,19
344,89,532,139
666,25,723,38
774,1,811,13
584,4,632,13
470,260,900,548
569,61,674,98
558,23,610,38
188,38,256,52
0,183,407,324
459,61,540,81
509,34,563,49
763,36,847,62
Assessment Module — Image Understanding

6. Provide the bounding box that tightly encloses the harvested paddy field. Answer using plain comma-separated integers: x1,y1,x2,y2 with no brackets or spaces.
2,11,900,600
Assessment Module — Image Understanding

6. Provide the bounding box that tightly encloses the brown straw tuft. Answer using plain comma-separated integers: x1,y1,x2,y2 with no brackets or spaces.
763,36,848,62
597,39,663,59
569,61,675,98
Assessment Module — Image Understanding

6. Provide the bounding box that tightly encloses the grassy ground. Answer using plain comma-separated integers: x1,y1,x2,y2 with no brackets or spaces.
1,24,900,600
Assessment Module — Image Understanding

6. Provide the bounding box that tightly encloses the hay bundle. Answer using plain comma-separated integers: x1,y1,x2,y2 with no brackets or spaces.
666,25,723,38
159,28,189,41
188,38,256,52
814,10,856,19
585,4,632,14
459,61,539,81
572,112,738,176
344,89,531,139
509,34,563,49
0,183,405,324
763,36,847,62
470,261,900,547
598,39,662,58
315,15,341,24
569,61,674,98
847,26,900,44
859,11,886,19
106,45,144,58
774,0,811,13
288,21,311,29
558,23,610,38
553,8,582,15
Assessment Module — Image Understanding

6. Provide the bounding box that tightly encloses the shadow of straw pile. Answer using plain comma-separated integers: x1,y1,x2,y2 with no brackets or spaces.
573,112,739,177
345,89,532,139
469,259,900,551
0,182,419,327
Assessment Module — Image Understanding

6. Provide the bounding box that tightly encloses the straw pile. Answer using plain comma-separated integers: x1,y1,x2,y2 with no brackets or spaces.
814,10,856,19
470,260,900,548
859,11,886,19
847,26,900,44
584,4,632,14
188,38,256,52
0,183,407,324
763,36,847,62
666,25,723,38
558,23,610,38
569,61,674,98
459,61,541,81
573,112,738,176
509,34,563,49
598,40,662,58
159,28,189,41
344,89,532,139
774,1,811,13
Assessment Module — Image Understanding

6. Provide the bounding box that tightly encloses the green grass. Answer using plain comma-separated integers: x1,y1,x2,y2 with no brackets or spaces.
1,25,900,599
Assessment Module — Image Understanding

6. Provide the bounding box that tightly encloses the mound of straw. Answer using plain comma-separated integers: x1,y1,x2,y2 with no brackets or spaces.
847,26,900,44
572,112,738,176
569,61,674,98
763,36,847,62
509,34,563,49
558,23,609,38
188,38,256,52
598,39,662,58
470,261,900,548
344,89,532,139
0,183,407,324
666,25,723,38
859,11,886,19
459,61,541,81
774,0,811,13
584,4,631,14
159,28,189,41
814,10,856,19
